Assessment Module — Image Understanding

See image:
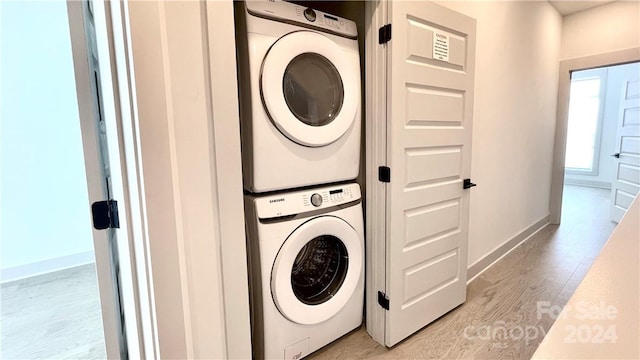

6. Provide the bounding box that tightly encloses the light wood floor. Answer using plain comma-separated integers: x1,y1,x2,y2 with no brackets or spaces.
1,263,106,359
308,185,617,360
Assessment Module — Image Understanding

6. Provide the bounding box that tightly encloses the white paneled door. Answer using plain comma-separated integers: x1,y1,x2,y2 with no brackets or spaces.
367,1,477,347
610,66,640,223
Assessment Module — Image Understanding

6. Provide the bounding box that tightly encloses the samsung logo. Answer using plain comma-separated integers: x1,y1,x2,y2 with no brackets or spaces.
269,198,285,203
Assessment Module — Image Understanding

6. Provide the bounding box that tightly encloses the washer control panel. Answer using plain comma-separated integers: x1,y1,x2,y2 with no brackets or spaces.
255,183,361,220
245,0,357,39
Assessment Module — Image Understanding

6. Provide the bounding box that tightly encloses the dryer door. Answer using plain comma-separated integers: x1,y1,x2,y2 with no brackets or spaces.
261,31,359,147
271,215,363,325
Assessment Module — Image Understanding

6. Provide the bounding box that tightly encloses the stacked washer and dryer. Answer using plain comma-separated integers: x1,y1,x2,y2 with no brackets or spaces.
235,1,364,359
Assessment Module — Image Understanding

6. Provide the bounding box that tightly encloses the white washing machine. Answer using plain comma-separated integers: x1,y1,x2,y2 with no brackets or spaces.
244,183,364,359
235,1,361,193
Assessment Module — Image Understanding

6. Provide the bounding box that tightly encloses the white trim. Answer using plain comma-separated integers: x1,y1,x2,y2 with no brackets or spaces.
563,179,612,189
364,0,387,346
564,67,608,176
261,31,359,147
0,252,95,284
92,2,150,358
95,0,160,358
204,1,252,358
121,1,252,358
66,2,123,357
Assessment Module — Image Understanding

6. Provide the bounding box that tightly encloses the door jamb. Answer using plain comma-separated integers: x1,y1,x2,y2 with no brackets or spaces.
549,47,640,224
68,0,162,357
67,2,125,357
364,0,387,345
118,1,252,358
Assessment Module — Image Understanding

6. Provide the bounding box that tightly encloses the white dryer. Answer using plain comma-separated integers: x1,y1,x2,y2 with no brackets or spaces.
244,183,364,359
235,1,361,193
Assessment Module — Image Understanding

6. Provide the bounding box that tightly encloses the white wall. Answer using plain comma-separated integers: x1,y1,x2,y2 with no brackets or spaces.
561,1,640,60
436,1,562,268
565,62,640,188
0,1,94,281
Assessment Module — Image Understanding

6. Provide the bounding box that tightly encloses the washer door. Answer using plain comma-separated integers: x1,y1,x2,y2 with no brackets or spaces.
261,31,359,147
271,216,362,325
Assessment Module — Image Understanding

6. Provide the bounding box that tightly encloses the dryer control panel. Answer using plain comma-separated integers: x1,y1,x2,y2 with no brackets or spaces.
255,183,361,220
245,0,358,39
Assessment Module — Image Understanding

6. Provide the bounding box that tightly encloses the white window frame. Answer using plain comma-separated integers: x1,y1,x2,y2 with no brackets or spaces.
564,67,608,176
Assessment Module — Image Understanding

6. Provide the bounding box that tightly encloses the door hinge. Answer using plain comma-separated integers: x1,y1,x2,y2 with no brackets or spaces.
91,199,120,230
463,179,477,189
378,291,390,310
93,70,104,122
378,166,391,183
378,24,392,44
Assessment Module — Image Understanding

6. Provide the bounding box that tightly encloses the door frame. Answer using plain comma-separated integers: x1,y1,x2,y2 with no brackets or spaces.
116,1,252,358
68,0,165,357
364,0,387,345
549,47,640,224
67,1,141,357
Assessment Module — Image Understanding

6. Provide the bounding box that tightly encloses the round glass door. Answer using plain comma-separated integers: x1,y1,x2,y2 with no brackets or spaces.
283,53,344,127
291,235,349,305
261,31,359,147
271,216,363,325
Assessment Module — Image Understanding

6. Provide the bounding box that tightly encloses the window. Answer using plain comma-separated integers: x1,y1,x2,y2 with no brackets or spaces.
565,69,606,175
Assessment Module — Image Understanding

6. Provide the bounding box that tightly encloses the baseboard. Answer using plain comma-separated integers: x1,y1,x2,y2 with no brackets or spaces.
0,251,95,284
467,215,550,283
563,179,612,189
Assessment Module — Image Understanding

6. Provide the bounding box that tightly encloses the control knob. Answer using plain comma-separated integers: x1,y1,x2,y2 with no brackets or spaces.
311,193,323,207
303,8,316,22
